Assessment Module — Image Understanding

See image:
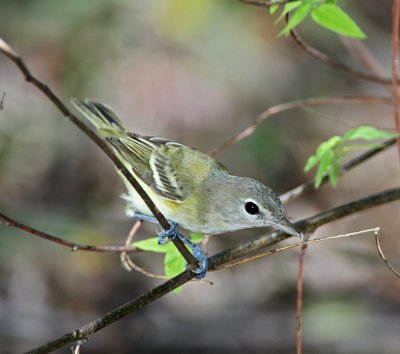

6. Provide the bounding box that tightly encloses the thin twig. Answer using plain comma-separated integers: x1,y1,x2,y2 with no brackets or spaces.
120,220,169,279
296,243,307,354
341,38,392,94
24,187,400,354
0,92,5,110
238,0,325,7
289,25,394,85
120,221,145,271
374,229,400,279
391,0,400,155
209,95,392,157
0,211,139,253
238,0,289,7
0,37,197,268
215,228,380,270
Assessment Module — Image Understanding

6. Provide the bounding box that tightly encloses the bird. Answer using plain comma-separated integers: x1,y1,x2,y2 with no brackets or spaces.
71,99,301,278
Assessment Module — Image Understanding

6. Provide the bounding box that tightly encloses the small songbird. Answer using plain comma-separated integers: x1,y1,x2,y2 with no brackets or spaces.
72,99,300,277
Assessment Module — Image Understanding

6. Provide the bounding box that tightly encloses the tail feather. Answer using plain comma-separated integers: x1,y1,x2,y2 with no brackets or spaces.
71,98,126,137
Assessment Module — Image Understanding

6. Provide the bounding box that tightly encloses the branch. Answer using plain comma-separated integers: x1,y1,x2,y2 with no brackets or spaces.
392,0,400,154
0,212,141,253
289,25,394,85
25,270,196,354
238,0,289,7
0,38,197,268
209,95,392,157
25,187,400,354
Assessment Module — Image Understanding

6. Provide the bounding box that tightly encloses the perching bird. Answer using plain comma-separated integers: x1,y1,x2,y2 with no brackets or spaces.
72,99,300,277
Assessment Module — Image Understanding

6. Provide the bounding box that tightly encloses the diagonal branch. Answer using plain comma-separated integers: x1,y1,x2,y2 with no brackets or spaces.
0,38,197,268
0,211,140,253
209,95,392,157
289,26,394,85
25,186,400,354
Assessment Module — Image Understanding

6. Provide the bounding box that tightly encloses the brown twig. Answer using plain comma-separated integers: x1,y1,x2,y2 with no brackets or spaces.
0,37,197,268
0,211,140,253
238,0,289,7
0,92,5,110
120,220,169,279
209,95,392,157
374,229,400,279
341,38,392,94
296,243,307,354
214,228,380,270
120,221,145,270
289,25,394,85
238,0,325,7
391,0,400,154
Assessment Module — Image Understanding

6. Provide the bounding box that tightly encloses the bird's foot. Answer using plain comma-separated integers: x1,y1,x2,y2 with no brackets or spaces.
178,233,208,279
157,221,179,244
128,212,208,278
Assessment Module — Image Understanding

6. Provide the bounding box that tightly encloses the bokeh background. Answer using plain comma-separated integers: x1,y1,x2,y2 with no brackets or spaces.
1,1,400,353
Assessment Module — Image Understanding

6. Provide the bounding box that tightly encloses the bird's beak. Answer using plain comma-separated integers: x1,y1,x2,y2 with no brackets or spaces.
270,217,302,238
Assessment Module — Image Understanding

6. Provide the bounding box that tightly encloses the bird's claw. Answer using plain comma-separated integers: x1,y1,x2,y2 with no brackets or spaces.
178,233,208,279
157,221,179,244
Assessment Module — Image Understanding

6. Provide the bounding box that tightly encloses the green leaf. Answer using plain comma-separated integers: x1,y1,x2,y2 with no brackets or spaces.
190,233,205,243
304,154,319,172
311,4,366,39
343,126,398,142
275,1,302,24
279,3,312,36
164,251,186,294
315,136,341,158
132,237,176,254
328,162,340,187
314,150,333,188
269,4,279,15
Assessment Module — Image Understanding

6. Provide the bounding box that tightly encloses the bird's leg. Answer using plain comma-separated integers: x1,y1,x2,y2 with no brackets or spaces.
129,211,208,278
177,232,208,279
128,211,178,244
126,211,159,224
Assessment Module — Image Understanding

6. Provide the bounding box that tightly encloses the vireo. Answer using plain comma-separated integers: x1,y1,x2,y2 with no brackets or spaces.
72,99,300,277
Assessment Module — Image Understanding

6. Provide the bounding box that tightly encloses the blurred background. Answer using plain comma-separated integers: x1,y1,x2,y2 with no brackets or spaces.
1,1,400,353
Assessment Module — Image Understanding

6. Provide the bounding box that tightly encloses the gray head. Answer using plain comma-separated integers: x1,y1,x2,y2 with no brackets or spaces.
205,175,301,237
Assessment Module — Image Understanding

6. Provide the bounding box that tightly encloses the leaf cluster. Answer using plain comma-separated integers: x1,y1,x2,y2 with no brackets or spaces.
304,126,398,188
270,0,366,38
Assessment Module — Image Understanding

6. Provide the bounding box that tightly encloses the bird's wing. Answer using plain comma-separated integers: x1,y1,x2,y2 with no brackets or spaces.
108,135,187,201
73,98,188,202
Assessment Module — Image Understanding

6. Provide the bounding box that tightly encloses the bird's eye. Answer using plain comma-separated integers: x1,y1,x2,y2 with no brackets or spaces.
245,201,259,215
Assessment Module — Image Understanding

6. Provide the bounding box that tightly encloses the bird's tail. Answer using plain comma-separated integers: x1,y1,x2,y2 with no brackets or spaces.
71,98,127,137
